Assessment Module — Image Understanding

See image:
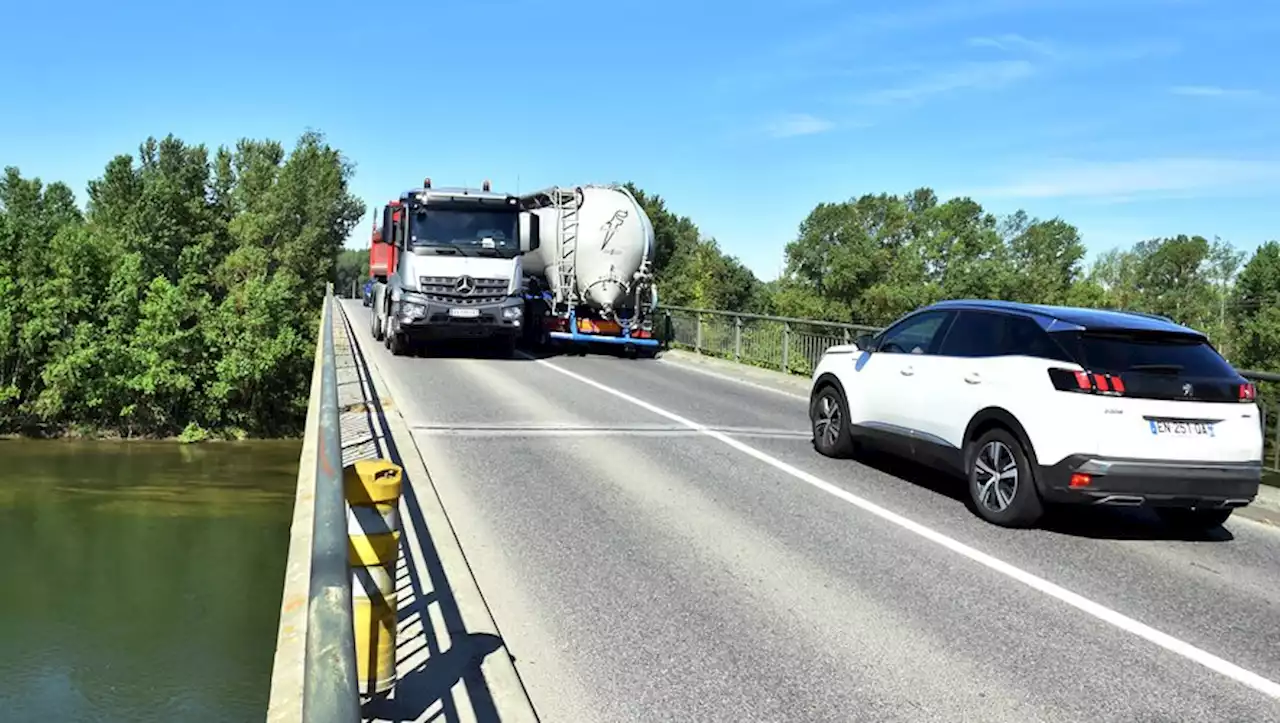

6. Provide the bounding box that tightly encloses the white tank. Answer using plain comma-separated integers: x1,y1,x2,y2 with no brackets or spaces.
520,185,654,314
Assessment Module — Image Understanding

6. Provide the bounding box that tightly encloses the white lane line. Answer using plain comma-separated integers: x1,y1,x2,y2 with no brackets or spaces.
657,355,809,401
530,356,1280,701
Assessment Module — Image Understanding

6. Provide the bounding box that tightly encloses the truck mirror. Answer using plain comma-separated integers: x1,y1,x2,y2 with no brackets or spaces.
520,212,541,252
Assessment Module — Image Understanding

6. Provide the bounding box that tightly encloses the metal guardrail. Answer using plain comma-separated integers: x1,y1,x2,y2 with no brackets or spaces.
657,305,1280,473
303,287,362,722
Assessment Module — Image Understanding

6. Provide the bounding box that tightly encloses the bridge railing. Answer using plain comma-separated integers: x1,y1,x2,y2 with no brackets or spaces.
657,305,1280,474
268,286,362,723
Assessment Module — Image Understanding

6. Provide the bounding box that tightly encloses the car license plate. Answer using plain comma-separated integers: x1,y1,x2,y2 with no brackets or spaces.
449,307,480,318
1148,419,1214,437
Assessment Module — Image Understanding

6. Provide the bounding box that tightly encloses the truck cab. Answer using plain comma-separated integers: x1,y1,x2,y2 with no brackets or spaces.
372,179,541,357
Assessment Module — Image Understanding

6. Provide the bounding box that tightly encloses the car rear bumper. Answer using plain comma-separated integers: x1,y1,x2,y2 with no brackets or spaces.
1037,455,1261,508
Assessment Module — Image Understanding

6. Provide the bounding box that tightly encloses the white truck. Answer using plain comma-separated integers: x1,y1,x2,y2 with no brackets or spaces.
369,179,531,356
516,184,660,357
369,179,659,358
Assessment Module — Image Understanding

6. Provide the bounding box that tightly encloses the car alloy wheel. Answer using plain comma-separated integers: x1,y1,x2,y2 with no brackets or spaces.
974,440,1018,513
815,394,842,449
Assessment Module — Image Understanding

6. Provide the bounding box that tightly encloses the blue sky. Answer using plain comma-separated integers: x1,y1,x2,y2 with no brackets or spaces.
1,0,1276,280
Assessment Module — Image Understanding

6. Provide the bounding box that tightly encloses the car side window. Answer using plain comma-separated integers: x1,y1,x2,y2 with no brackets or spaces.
938,310,1073,360
937,311,1006,357
878,311,951,355
1004,315,1073,361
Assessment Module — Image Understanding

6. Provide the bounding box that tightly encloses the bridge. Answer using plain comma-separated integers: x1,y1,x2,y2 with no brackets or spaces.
265,291,1280,722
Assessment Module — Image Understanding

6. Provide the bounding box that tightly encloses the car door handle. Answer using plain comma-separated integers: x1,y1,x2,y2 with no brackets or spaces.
964,372,981,384
900,366,915,376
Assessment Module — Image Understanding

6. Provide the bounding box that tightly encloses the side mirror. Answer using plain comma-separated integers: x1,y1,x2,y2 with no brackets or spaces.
520,212,541,252
854,333,875,352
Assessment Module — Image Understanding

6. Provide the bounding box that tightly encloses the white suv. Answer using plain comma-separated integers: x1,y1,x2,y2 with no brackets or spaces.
808,300,1264,529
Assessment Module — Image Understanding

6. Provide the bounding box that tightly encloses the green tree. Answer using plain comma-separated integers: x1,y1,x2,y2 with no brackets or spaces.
0,130,364,438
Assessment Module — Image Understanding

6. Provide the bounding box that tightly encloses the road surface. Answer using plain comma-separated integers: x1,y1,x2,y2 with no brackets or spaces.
341,300,1280,723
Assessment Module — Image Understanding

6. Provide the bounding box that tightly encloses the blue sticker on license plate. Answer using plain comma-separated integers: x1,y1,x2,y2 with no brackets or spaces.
1148,419,1215,437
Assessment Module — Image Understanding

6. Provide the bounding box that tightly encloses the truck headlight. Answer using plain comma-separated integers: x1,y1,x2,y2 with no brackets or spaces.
502,305,523,320
401,302,426,319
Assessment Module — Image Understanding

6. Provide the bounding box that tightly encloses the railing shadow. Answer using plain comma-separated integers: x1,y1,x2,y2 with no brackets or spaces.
337,308,523,723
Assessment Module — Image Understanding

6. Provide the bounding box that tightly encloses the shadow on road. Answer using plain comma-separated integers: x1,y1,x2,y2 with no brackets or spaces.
854,448,1235,543
338,309,531,723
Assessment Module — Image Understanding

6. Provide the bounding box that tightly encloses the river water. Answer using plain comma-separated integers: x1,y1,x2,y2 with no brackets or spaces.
0,439,301,722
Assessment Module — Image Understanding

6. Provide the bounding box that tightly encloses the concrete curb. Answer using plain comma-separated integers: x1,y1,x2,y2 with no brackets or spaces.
265,306,326,723
337,303,540,723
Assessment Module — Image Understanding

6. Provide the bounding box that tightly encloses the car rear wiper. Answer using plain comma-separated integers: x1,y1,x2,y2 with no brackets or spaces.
1128,363,1184,373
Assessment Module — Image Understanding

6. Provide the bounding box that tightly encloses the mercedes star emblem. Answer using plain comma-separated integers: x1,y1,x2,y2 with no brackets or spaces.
455,276,476,296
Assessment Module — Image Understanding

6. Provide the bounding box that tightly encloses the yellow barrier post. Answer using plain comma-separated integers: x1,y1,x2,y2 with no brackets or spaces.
344,459,404,698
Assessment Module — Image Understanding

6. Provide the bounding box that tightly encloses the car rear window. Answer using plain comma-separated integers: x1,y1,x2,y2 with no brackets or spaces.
1049,330,1246,402
1056,331,1236,377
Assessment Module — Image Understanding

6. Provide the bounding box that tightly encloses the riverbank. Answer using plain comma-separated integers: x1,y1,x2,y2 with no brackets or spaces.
0,421,303,443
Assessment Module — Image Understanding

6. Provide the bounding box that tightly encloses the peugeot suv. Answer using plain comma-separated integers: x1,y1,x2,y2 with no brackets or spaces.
808,300,1264,529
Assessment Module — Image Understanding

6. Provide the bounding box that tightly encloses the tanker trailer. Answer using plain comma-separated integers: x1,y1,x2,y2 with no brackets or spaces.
517,184,660,356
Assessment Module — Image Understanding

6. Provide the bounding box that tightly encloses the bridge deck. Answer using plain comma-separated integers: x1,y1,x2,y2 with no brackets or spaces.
337,299,1280,723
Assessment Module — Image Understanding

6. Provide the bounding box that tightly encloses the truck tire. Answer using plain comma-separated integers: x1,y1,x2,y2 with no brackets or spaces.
389,332,408,356
371,310,384,342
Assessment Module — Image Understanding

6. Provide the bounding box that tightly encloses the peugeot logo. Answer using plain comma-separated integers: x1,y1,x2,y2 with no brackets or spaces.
455,275,476,296
1182,383,1193,397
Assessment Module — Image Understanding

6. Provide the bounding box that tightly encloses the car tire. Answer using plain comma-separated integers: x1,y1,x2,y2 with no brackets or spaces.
1155,507,1232,531
966,428,1043,528
810,385,856,458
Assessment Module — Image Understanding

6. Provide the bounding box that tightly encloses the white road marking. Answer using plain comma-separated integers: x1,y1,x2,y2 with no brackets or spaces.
658,355,809,401
408,422,810,440
530,355,1280,701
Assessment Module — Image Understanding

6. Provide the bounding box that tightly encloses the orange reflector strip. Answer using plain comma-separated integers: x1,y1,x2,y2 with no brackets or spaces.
1070,473,1092,488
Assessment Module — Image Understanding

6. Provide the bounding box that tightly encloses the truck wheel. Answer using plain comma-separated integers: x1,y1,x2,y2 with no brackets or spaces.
389,332,408,356
371,311,384,342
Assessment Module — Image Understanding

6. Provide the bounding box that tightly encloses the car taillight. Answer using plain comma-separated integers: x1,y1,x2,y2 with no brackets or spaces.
1239,383,1257,402
1049,368,1125,396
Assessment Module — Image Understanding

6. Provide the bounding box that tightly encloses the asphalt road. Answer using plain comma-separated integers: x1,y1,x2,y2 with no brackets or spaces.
342,300,1280,723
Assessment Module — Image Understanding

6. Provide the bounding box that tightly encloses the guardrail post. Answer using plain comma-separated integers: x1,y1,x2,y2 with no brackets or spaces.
345,458,404,699
695,312,703,354
733,316,742,362
781,322,790,373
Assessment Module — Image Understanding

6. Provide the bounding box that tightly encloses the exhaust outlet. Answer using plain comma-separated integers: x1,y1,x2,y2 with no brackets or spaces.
1094,495,1146,506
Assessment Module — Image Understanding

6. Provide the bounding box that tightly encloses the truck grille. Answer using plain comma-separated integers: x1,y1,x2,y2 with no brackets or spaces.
419,276,508,305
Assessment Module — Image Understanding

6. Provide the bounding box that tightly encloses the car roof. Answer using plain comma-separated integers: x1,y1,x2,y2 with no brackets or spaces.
922,299,1206,338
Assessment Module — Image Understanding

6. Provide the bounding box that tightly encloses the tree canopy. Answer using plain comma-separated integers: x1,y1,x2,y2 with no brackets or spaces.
631,184,1279,374
0,131,364,439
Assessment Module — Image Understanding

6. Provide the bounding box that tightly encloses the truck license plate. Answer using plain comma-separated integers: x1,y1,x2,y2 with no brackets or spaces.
1148,419,1214,437
449,307,480,318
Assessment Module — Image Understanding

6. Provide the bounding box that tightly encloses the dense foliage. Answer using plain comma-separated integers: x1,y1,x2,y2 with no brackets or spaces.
0,132,365,439
630,185,1279,374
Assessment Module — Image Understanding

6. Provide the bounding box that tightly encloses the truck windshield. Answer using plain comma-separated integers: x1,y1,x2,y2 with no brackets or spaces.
409,209,519,254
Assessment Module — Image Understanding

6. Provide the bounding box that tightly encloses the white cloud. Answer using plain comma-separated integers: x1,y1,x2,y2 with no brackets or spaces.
967,33,1058,56
966,158,1280,200
1170,85,1265,99
858,60,1036,104
764,113,836,138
